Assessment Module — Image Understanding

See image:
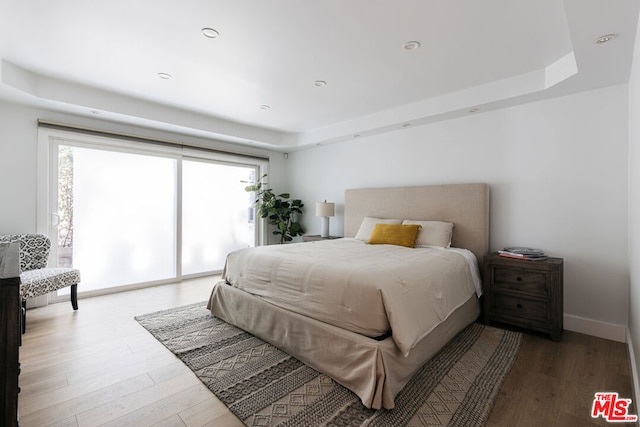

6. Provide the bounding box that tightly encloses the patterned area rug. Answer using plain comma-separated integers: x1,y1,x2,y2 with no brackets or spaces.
135,302,522,427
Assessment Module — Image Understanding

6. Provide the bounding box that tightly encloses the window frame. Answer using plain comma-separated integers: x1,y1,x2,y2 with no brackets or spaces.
37,127,267,301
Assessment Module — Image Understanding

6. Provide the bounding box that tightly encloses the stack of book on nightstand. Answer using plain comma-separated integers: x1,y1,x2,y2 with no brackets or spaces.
498,247,547,261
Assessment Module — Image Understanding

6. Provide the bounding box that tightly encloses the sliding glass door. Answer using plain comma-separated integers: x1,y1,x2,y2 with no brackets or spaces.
182,159,255,276
64,145,178,291
42,130,262,297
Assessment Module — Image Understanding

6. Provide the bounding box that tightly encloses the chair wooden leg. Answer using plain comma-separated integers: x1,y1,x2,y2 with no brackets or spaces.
20,285,78,334
71,284,78,310
21,300,26,334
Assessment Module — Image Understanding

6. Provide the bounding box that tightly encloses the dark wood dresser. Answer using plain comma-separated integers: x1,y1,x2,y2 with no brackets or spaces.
0,244,21,426
483,253,563,341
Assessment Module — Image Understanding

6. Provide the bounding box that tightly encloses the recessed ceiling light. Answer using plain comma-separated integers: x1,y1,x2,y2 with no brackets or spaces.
157,72,172,80
595,34,616,44
260,105,270,110
403,41,421,51
202,27,220,39
314,80,327,87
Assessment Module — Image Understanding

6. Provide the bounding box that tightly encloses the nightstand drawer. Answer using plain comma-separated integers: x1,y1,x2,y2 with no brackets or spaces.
492,293,548,323
493,267,548,294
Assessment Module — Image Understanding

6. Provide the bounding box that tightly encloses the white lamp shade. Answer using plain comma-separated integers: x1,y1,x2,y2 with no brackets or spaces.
316,202,335,217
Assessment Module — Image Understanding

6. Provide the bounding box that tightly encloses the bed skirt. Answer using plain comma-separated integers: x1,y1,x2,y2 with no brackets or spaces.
207,281,480,410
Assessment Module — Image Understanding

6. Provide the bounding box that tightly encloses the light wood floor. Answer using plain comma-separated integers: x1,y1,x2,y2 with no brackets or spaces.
17,278,636,427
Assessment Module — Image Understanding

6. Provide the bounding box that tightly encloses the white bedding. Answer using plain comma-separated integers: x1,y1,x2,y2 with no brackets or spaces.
222,238,481,356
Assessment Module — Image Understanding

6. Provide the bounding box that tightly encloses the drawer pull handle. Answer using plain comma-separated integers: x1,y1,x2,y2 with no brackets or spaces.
516,276,522,282
516,303,523,309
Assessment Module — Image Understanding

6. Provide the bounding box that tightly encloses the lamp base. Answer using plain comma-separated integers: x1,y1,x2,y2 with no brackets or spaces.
320,217,330,238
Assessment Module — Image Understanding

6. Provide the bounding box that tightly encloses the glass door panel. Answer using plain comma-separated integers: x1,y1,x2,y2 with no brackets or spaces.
182,160,255,275
60,145,178,291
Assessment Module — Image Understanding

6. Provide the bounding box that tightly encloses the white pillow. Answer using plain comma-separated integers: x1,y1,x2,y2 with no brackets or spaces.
402,220,454,248
354,217,402,241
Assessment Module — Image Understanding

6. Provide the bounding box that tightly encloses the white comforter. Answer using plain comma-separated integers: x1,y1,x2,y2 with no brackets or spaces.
222,238,481,356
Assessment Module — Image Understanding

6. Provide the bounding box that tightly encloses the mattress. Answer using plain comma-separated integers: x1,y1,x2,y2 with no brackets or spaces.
222,238,481,356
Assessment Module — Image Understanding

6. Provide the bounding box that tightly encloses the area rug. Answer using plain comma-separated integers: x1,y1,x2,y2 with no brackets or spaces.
135,302,522,427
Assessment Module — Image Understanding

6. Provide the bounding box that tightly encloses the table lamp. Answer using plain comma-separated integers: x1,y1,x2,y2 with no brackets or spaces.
316,201,335,238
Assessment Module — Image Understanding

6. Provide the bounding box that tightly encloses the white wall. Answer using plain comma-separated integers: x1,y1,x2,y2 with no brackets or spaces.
0,82,632,341
627,6,640,406
288,84,630,339
0,102,39,232
0,100,287,236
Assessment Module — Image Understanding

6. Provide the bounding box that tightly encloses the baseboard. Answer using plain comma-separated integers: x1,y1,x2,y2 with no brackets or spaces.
25,294,48,309
564,314,627,343
626,329,640,415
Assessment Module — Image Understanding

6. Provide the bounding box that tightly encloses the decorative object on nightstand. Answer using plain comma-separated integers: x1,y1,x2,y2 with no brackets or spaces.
483,252,563,341
497,246,547,261
316,200,335,238
302,235,341,242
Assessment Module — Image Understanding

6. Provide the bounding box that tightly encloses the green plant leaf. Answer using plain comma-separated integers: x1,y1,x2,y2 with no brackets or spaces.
244,173,305,244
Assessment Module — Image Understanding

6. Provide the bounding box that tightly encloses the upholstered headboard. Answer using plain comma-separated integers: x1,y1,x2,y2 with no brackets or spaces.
344,183,490,261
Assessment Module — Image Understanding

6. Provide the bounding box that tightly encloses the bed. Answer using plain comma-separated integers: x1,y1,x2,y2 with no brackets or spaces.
207,183,490,410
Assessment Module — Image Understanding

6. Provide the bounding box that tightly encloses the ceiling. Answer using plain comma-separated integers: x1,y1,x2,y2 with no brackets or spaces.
0,0,638,150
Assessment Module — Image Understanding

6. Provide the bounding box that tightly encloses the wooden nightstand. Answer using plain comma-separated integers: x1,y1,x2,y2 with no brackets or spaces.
302,235,341,242
483,253,563,341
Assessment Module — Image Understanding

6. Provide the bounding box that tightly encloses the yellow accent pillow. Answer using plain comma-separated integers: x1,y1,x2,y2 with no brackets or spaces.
367,223,422,248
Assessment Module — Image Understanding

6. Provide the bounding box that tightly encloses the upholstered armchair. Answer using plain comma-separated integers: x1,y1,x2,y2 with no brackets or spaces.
0,234,80,332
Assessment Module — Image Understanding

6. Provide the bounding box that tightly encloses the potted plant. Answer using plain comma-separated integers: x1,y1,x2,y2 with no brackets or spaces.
244,174,304,244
